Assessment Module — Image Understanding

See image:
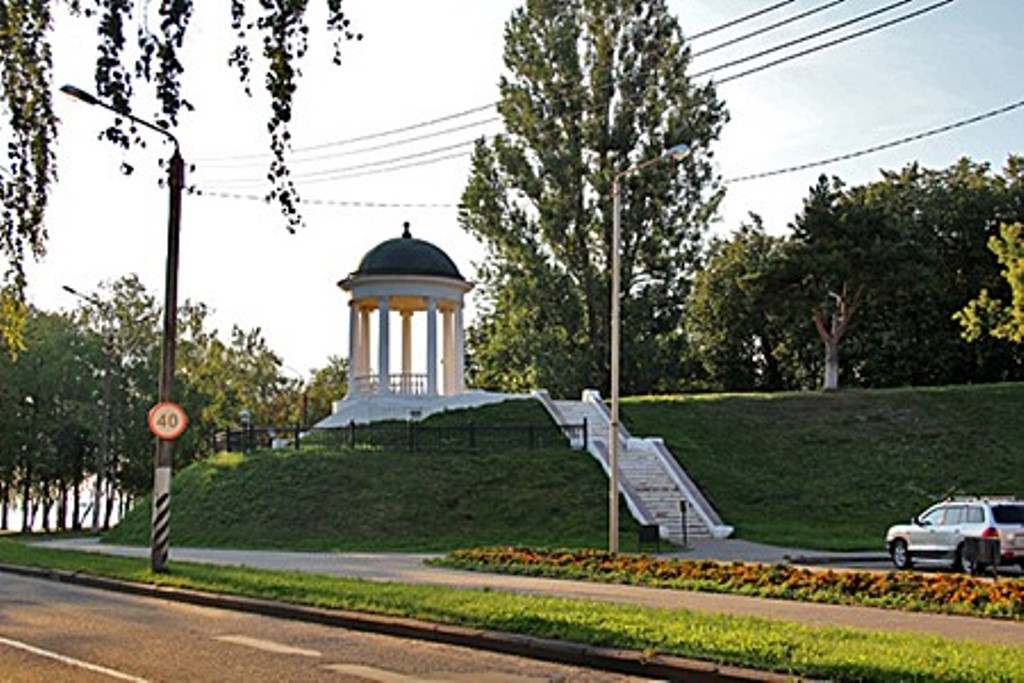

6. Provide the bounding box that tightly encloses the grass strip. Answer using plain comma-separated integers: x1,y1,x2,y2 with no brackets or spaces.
433,547,1023,620
1,539,1020,682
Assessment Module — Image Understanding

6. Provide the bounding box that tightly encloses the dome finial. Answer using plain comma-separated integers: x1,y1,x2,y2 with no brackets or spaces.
402,221,411,238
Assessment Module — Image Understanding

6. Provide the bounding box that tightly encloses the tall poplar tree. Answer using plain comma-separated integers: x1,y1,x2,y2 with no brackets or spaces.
459,0,726,398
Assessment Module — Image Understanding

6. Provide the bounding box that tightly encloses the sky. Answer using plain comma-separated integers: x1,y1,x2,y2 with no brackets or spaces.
22,0,1024,381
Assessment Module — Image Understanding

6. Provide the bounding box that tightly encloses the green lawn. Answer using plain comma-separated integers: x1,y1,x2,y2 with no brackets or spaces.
622,383,1024,550
106,384,1024,552
106,399,635,551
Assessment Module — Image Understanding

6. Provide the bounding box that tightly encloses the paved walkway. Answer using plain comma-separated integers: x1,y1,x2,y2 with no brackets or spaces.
34,538,1022,646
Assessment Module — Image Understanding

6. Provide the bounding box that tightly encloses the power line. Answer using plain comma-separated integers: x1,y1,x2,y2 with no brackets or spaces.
689,0,800,40
288,102,495,153
195,102,498,164
725,97,1024,183
205,140,480,187
197,96,1024,209
198,116,501,168
692,0,849,58
193,188,456,209
296,148,474,185
200,1,961,185
694,0,927,78
715,0,955,84
198,1,813,165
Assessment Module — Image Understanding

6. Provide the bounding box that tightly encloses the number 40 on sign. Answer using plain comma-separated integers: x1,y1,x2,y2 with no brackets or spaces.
148,402,188,440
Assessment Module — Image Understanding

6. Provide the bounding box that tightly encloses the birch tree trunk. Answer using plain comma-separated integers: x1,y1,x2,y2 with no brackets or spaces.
813,284,863,392
823,338,840,390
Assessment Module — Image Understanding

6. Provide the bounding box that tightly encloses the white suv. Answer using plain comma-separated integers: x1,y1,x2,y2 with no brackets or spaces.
885,497,1024,572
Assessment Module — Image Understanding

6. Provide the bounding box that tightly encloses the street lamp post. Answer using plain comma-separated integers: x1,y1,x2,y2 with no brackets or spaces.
609,142,690,554
60,84,184,573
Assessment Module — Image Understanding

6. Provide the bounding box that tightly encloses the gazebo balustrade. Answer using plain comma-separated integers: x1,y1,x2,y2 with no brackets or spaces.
351,372,429,396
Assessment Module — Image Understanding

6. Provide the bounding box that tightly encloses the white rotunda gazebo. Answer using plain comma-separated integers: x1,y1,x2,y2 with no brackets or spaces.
318,223,512,426
342,222,471,398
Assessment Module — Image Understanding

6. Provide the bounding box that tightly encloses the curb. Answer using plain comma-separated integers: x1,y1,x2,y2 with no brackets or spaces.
0,562,794,682
786,554,890,566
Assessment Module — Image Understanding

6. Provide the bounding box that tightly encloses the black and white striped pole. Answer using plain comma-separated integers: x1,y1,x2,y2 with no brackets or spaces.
60,85,185,573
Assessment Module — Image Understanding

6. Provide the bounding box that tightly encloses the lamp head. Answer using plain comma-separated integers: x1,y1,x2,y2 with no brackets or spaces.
60,85,100,106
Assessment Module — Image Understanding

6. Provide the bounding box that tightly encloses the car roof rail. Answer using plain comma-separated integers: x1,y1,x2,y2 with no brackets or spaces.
944,494,1021,502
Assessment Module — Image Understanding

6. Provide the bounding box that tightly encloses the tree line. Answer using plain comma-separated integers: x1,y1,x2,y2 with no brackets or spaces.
685,158,1024,392
0,275,346,532
465,151,1024,397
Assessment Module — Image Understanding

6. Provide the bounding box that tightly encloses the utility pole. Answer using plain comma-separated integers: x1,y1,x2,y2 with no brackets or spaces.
61,84,186,573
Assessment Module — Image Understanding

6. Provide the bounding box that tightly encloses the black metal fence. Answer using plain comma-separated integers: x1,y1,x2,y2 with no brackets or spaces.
212,419,587,454
210,425,304,453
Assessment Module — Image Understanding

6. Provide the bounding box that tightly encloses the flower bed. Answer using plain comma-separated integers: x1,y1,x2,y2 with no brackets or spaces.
434,547,1023,620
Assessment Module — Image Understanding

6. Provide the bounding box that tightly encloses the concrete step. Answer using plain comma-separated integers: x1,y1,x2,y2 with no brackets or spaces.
542,395,722,542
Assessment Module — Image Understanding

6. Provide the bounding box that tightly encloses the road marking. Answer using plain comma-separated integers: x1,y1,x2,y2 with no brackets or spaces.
0,635,148,682
323,665,551,682
215,634,322,657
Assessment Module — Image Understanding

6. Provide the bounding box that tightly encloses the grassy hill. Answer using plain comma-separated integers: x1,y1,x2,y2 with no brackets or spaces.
622,383,1024,550
106,400,634,551
106,383,1024,553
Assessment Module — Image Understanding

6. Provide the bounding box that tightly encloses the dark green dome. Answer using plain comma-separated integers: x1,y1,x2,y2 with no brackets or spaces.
355,223,463,280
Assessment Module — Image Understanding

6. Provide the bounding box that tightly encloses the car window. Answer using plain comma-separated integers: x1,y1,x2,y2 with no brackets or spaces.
942,505,965,526
992,504,1024,524
919,507,945,526
964,506,984,524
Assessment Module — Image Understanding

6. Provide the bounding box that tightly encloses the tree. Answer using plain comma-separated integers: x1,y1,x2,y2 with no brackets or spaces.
0,309,100,531
781,175,873,390
303,355,349,427
0,2,361,350
2,271,352,527
736,158,1024,391
956,222,1024,344
459,0,726,398
811,284,862,391
61,275,160,524
685,216,791,391
832,158,1024,385
174,302,289,456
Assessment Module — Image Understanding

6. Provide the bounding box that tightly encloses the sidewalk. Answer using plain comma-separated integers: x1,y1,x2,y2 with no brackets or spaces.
33,538,1022,646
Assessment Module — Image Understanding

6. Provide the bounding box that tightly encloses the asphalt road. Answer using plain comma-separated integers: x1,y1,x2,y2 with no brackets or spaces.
0,572,653,682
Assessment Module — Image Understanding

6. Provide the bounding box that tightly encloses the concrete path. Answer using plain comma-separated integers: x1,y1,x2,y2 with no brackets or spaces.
34,538,1022,646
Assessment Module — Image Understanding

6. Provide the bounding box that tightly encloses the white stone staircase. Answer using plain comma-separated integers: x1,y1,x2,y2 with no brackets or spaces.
535,389,733,545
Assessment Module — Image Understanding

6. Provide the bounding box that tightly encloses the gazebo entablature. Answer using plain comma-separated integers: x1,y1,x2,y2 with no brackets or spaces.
342,273,473,398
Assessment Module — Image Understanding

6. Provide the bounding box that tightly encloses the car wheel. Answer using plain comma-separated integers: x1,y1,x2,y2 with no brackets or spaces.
954,544,974,574
891,539,913,570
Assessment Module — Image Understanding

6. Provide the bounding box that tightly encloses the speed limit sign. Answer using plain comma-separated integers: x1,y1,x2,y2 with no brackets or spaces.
148,402,188,440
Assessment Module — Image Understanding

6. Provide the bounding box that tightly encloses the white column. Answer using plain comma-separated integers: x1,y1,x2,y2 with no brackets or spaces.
442,307,453,395
378,297,390,394
401,310,412,393
426,298,438,396
360,308,371,387
348,302,359,395
454,304,465,392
